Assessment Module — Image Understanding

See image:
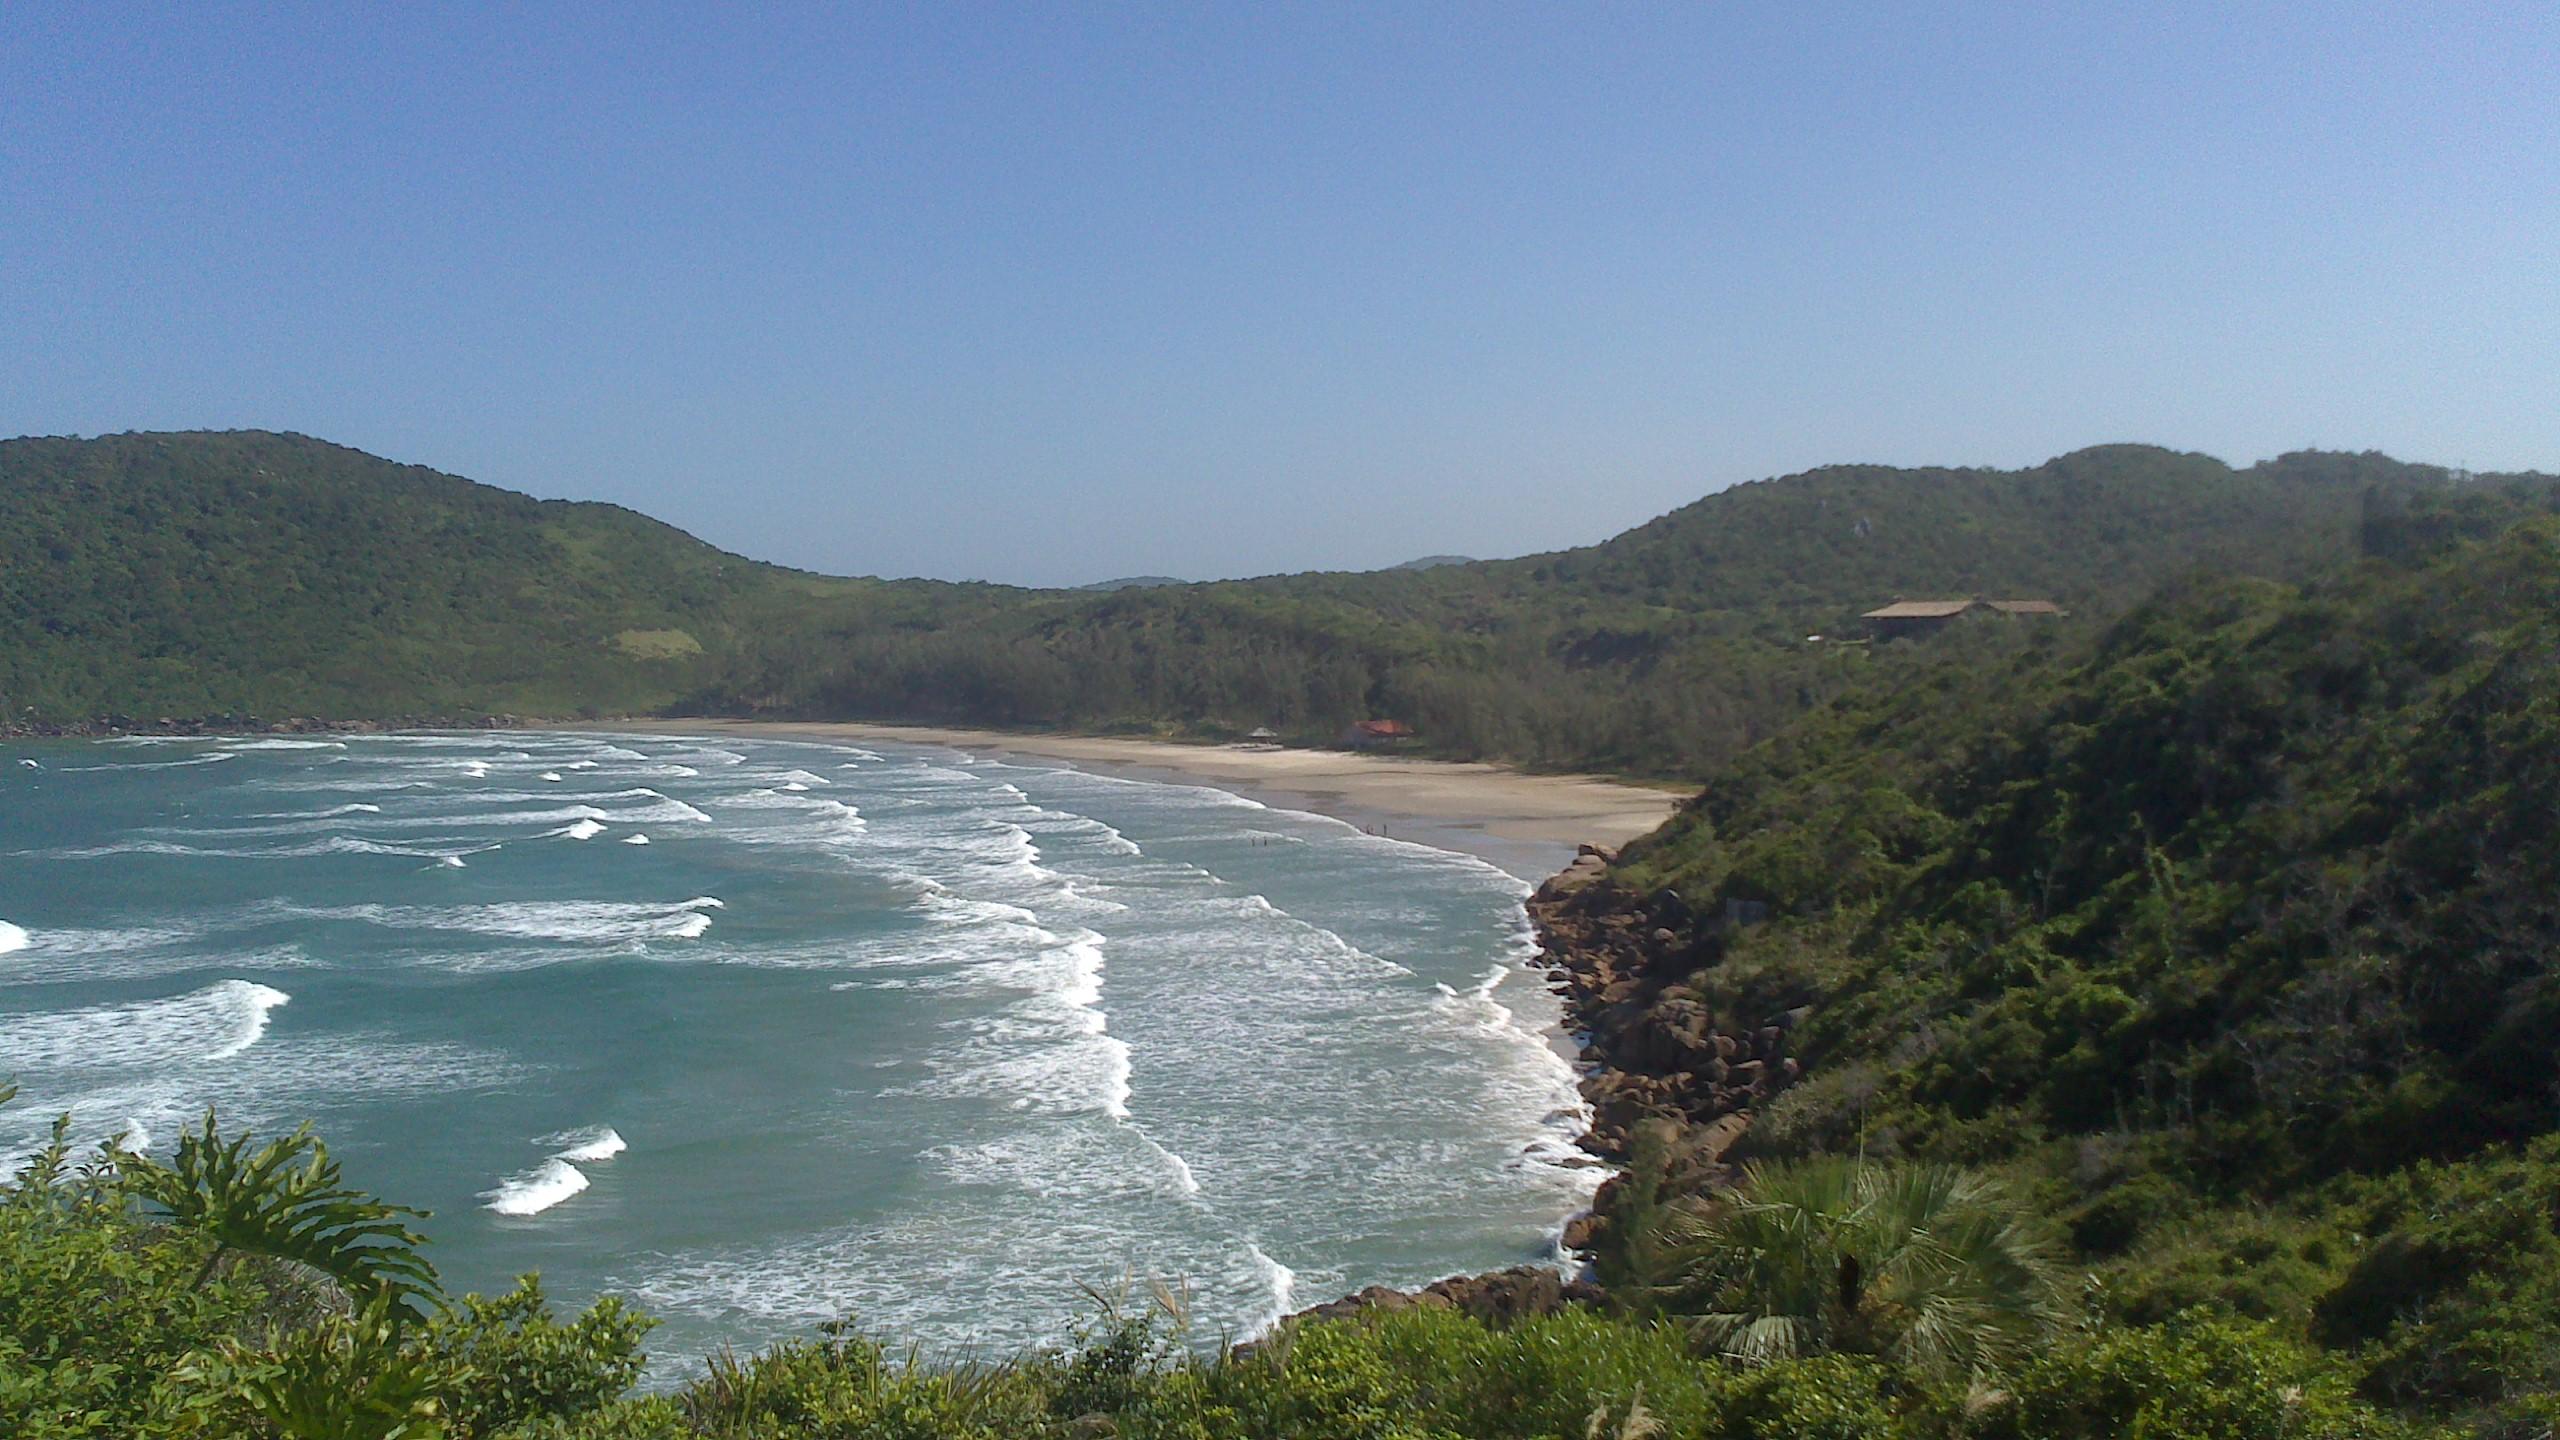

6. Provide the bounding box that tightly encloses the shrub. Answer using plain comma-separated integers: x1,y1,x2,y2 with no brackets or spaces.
1978,1310,2414,1440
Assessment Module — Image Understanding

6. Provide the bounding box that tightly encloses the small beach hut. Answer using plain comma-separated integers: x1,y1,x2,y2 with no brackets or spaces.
1341,719,1416,748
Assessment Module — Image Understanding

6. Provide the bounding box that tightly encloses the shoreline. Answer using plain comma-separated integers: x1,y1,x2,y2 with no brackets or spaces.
17,719,1674,1331
614,719,1684,884
603,718,1657,1320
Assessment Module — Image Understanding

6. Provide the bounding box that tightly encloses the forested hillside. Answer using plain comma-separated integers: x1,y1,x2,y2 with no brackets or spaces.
5,430,2534,778
0,431,879,722
697,444,2499,775
1552,494,2560,1429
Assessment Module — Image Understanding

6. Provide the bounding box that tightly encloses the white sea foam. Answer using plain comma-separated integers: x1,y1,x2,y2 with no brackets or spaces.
230,738,347,751
541,772,564,782
0,979,288,1070
558,818,607,840
0,921,26,956
8,728,1607,1356
482,1158,589,1216
541,1126,627,1162
281,897,722,945
895,922,1134,1119
60,751,238,772
259,777,435,794
352,795,717,833
28,835,487,864
1244,1243,1299,1337
623,834,651,845
1161,1148,1202,1196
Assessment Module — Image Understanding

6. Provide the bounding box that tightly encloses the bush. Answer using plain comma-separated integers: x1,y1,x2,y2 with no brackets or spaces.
416,1278,654,1439
1979,1310,2415,1440
1714,1353,1926,1440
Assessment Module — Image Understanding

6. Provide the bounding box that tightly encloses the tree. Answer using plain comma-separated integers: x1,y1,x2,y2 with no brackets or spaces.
124,1109,443,1321
1663,1158,2065,1378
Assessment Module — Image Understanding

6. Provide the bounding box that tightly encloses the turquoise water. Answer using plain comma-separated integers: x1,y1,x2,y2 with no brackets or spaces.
0,731,1596,1370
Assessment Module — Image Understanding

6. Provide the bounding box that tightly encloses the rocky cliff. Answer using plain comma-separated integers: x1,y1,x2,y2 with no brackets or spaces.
1527,845,1804,1255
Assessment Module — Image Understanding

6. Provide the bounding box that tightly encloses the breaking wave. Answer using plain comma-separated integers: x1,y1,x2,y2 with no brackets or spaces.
543,1126,628,1162
59,750,238,772
0,979,288,1070
483,1158,590,1216
281,897,723,944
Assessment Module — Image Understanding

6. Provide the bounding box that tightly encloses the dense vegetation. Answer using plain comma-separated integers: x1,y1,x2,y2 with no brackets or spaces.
0,431,888,723
689,444,2442,775
1,1093,2419,1438
10,430,2521,777
1593,493,2560,1432
15,429,2560,1432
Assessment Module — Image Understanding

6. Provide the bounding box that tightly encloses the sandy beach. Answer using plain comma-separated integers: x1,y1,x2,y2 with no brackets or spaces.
614,719,1685,881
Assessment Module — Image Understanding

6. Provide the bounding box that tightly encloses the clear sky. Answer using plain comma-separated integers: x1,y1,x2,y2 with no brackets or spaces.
5,4,2554,586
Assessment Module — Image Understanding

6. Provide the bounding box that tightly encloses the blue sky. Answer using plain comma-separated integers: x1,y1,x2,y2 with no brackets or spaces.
5,4,2553,585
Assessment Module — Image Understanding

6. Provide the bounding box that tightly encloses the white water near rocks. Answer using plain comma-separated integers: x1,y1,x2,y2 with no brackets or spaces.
0,731,1600,1374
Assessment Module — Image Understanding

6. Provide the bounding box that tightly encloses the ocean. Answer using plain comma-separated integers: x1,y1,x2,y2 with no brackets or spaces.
0,730,1599,1370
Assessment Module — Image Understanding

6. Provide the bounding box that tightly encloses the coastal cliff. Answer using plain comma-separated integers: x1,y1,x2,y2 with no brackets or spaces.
1532,847,1798,1158
1524,846,1798,1260
1276,841,1797,1329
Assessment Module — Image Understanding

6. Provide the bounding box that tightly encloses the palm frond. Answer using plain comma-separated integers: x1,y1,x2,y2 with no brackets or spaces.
125,1109,442,1319
1664,1155,2065,1378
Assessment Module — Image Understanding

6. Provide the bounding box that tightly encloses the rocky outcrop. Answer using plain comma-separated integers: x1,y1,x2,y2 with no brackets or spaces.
1271,843,1803,1336
1529,846,1802,1162
1277,1266,1606,1332
1517,843,1813,1266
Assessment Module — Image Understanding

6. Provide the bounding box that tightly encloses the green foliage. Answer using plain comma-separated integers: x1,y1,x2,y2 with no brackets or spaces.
1711,1353,1922,1440
125,1110,442,1320
1661,1158,2066,1379
0,1126,2424,1440
1114,1307,1722,1440
191,1297,461,1440
0,1153,267,1436
414,1278,654,1439
706,444,2475,778
1603,510,2560,1418
1977,1310,2418,1440
17,432,2536,779
663,1330,1058,1439
0,430,841,724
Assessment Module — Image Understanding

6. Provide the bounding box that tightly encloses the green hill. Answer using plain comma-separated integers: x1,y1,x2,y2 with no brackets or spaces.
1559,493,2560,1425
0,430,864,722
4,430,2527,781
702,444,2489,775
